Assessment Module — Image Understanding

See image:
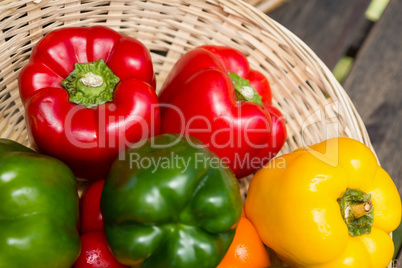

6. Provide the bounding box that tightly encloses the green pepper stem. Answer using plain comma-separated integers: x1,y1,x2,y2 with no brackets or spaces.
61,59,119,108
338,188,374,236
228,72,263,106
352,201,373,219
80,72,104,87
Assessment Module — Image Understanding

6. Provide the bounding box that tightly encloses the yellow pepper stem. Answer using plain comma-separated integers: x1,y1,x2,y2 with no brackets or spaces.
338,188,374,236
352,201,373,219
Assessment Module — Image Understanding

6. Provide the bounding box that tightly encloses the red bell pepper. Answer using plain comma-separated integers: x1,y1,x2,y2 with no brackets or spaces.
18,26,160,181
74,232,129,268
158,45,286,178
80,180,105,234
78,180,127,267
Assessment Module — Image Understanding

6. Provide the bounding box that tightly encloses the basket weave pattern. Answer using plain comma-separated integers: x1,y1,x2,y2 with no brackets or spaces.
0,0,372,148
245,0,286,13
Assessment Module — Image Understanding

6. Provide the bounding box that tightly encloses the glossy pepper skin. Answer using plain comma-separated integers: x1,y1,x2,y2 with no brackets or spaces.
158,45,286,178
77,181,127,267
80,179,105,234
74,232,129,268
18,26,160,181
101,134,243,268
217,208,271,268
0,139,80,268
245,137,402,268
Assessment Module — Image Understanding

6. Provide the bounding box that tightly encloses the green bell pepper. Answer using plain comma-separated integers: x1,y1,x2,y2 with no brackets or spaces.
101,134,243,268
0,139,80,268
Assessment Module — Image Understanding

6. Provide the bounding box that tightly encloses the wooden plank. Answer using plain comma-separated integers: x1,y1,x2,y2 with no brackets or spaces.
267,0,371,69
343,0,402,205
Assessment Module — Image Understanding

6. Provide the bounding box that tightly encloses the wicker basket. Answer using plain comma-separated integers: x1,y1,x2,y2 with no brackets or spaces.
245,0,286,13
0,0,387,267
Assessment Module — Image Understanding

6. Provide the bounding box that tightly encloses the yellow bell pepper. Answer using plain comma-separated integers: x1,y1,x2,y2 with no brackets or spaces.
245,137,401,268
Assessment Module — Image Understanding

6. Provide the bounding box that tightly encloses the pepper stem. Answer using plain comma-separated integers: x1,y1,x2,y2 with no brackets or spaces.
80,72,104,87
61,59,120,108
228,72,263,106
352,201,373,219
338,188,374,236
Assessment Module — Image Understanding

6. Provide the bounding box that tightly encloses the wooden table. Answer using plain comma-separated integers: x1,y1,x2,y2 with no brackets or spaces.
265,0,402,263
